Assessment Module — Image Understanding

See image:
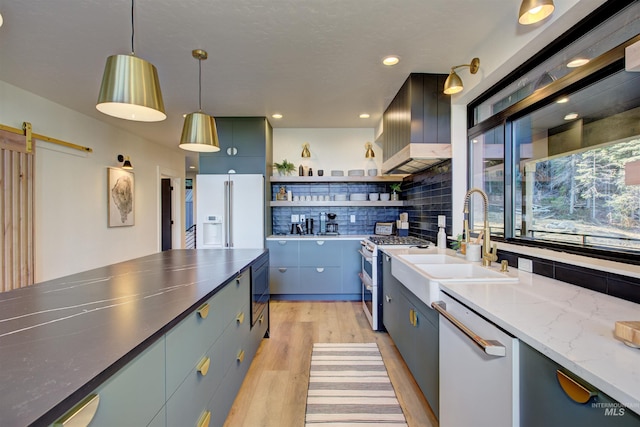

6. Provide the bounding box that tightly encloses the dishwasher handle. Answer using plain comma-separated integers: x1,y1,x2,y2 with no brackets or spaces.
431,301,506,357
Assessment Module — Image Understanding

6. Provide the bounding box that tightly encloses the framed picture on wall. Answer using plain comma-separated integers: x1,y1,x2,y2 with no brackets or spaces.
108,167,135,227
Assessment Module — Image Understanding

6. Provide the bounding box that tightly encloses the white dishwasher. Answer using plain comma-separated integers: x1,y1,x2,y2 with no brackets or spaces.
433,292,519,427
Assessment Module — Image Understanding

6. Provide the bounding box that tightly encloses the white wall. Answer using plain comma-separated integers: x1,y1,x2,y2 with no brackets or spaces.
0,80,185,282
273,128,378,175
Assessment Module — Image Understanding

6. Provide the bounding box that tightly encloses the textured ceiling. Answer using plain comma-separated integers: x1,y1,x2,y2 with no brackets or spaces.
0,0,519,151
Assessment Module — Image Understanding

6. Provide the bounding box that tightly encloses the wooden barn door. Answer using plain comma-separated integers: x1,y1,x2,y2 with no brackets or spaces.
0,127,34,292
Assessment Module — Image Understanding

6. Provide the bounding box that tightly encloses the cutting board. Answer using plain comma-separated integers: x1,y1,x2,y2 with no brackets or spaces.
614,321,640,348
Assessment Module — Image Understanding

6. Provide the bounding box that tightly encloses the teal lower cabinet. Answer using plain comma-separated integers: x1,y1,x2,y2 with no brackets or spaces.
520,342,640,427
381,252,439,419
267,238,361,300
52,338,166,427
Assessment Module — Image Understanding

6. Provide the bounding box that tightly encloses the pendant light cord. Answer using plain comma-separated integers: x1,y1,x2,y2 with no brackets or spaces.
131,0,135,55
198,57,202,112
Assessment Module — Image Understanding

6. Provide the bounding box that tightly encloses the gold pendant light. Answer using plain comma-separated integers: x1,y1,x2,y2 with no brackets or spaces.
96,0,165,122
179,49,220,152
519,0,555,25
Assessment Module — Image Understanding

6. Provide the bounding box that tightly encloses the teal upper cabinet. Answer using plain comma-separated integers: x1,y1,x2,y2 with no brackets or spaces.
199,117,273,175
382,74,451,174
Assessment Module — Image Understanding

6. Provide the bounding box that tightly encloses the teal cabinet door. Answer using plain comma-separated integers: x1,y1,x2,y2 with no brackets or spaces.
269,266,300,294
520,342,640,427
55,338,166,427
341,240,362,295
299,240,342,267
267,240,299,266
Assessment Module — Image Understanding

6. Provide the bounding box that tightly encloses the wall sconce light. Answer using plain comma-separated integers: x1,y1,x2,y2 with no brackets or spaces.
117,154,133,169
179,49,220,152
365,142,375,159
96,0,166,122
443,58,480,95
519,0,555,25
301,143,311,158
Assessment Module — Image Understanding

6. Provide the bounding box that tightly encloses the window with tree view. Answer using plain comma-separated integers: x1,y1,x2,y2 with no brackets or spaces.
469,2,640,258
513,70,640,252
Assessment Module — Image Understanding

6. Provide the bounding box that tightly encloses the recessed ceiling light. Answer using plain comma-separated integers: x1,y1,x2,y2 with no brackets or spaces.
567,58,590,68
564,112,579,120
556,97,569,104
271,113,283,119
359,113,370,119
382,56,400,66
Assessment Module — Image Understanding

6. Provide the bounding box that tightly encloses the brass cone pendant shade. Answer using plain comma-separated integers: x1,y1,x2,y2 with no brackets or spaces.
97,54,166,122
179,112,220,152
519,0,555,25
443,71,464,95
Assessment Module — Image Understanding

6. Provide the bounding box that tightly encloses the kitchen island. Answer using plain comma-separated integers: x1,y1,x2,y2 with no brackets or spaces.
0,249,268,427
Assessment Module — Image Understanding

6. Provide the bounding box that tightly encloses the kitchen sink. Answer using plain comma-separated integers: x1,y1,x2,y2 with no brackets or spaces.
415,263,518,283
397,254,466,264
391,252,519,305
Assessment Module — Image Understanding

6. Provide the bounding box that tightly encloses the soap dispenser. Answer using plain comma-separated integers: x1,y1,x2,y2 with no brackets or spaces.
437,215,447,248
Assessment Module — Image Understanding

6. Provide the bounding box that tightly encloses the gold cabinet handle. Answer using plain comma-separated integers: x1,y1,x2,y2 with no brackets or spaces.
385,294,392,303
556,370,597,404
237,349,245,363
197,303,210,319
236,312,245,324
197,356,211,377
236,274,244,284
197,410,211,427
258,314,265,324
408,309,414,326
54,393,100,427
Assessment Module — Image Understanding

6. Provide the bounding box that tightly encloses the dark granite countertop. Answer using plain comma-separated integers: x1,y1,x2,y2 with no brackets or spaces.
0,249,267,427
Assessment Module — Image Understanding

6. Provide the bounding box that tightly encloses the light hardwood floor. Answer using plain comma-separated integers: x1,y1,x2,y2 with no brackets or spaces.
224,301,438,427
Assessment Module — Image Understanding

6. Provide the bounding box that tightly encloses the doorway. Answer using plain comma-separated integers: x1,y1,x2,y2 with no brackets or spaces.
161,178,172,251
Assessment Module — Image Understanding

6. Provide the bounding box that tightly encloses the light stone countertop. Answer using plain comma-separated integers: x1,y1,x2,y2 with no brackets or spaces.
383,247,640,415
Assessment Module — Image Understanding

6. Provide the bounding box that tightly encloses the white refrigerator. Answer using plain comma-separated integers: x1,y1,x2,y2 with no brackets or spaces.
196,174,264,249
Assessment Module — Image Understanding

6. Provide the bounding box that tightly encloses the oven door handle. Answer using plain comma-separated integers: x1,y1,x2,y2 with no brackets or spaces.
358,273,373,291
358,249,373,264
431,301,506,357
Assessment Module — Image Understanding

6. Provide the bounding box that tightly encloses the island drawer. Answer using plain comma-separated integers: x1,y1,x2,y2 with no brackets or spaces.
165,269,249,395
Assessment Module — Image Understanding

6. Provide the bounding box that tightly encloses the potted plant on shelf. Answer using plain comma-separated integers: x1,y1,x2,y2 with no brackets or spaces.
390,183,402,201
273,159,296,176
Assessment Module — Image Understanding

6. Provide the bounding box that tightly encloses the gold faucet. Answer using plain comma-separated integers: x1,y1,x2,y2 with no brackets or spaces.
463,188,498,266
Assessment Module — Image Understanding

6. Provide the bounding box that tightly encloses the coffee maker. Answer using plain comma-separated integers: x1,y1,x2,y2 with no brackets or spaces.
326,213,339,234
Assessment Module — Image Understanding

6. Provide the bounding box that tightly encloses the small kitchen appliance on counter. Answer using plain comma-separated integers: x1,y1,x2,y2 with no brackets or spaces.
325,213,339,235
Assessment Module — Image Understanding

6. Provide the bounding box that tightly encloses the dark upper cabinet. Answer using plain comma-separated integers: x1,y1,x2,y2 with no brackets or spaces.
199,117,273,175
382,73,450,163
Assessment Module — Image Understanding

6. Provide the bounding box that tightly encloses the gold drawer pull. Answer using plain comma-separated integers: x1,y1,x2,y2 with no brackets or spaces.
197,303,210,319
197,410,211,427
54,393,100,427
197,357,211,377
259,314,265,324
237,349,245,363
556,370,597,404
236,312,245,324
385,294,392,303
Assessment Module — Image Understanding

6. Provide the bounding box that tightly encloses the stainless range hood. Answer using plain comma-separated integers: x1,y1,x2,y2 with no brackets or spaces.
382,143,452,174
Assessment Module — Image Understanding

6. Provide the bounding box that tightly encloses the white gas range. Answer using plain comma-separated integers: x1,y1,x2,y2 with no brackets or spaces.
359,235,432,330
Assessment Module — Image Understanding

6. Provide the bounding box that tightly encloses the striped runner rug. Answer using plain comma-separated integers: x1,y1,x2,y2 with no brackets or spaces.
305,342,408,426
